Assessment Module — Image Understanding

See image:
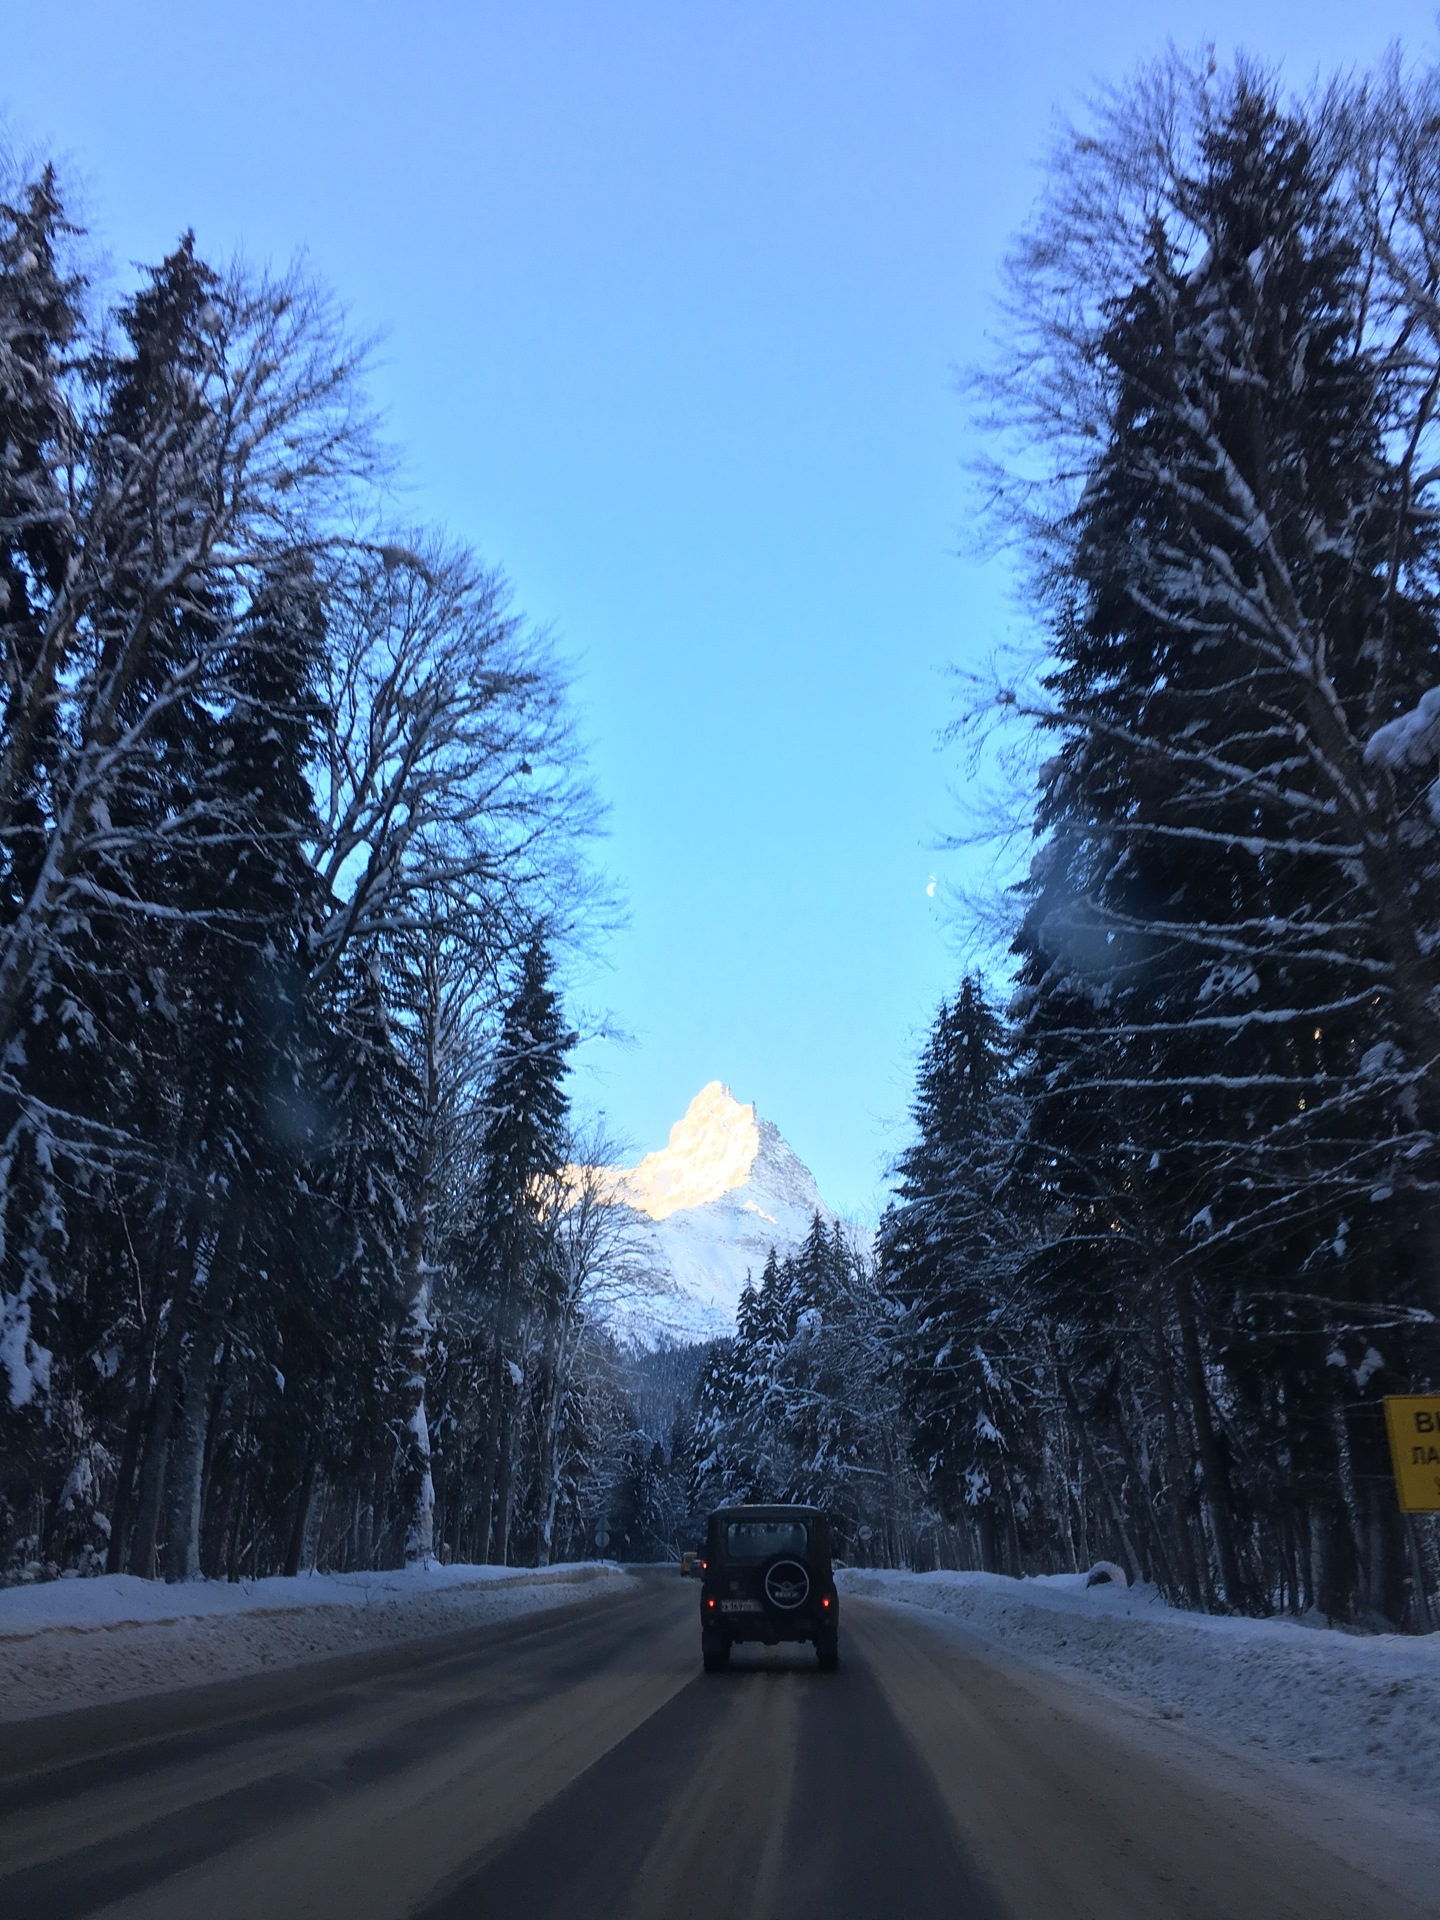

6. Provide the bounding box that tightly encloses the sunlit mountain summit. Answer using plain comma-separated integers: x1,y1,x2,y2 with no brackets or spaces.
600,1082,836,1342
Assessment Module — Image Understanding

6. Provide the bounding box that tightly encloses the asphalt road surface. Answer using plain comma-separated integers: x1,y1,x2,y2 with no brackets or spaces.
1,1575,1432,1920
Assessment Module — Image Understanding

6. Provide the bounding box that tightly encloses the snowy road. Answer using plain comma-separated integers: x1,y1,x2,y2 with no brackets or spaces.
1,1575,1434,1919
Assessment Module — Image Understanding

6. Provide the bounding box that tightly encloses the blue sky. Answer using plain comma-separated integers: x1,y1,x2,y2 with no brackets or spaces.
6,2,1437,1215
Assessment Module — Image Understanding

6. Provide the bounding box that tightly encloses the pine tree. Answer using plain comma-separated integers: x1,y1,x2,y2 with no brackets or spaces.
158,561,333,1579
995,62,1440,1618
690,1333,743,1512
467,937,575,1562
882,980,1035,1571
0,166,90,1556
0,165,83,923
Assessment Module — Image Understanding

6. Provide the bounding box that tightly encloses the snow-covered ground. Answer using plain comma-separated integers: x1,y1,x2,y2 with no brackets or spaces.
0,1560,633,1722
840,1566,1440,1811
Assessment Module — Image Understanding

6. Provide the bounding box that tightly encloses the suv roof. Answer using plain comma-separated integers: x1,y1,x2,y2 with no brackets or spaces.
708,1503,824,1519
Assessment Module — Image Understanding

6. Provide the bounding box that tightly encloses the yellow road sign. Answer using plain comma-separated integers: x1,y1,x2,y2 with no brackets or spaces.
1384,1396,1440,1513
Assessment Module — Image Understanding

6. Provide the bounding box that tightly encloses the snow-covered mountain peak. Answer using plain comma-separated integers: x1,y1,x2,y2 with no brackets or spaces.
601,1083,836,1342
750,1115,828,1216
617,1081,759,1220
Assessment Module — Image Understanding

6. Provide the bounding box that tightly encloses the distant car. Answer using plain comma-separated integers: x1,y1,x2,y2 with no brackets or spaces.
679,1550,704,1578
699,1503,839,1672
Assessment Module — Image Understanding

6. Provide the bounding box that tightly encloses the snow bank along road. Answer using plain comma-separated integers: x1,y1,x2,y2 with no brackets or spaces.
840,1566,1440,1814
0,1562,631,1721
2,1575,1437,1920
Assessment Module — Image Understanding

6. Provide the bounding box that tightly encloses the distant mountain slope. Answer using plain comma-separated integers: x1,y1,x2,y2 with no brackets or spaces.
601,1082,836,1343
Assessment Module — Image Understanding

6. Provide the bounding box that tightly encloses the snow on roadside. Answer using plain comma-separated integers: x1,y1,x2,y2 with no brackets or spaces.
839,1567,1440,1811
0,1560,632,1723
0,1559,620,1637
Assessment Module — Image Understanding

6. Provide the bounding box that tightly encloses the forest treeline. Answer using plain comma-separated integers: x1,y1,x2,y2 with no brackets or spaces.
665,54,1440,1628
880,54,1440,1628
11,48,1440,1628
0,159,669,1582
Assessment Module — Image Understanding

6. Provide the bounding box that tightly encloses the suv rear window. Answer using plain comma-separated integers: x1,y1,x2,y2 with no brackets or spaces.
726,1520,807,1559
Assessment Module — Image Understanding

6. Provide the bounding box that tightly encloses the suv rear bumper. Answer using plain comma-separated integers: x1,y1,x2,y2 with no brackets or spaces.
702,1601,839,1644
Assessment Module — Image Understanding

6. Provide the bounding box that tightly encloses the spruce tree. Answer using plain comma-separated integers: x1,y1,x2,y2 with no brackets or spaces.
882,980,1032,1571
158,562,332,1579
0,166,83,920
1004,67,1440,1616
468,937,574,1562
0,166,90,1561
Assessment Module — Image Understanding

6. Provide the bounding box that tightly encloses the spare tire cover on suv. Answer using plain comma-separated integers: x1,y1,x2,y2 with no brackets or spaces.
761,1554,811,1614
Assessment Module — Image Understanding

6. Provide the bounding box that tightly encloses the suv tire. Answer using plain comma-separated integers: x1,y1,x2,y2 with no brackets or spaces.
759,1552,812,1620
701,1628,730,1673
816,1628,839,1672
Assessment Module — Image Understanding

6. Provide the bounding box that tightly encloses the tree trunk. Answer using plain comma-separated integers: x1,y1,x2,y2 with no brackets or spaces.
398,967,440,1567
493,1386,515,1567
162,1331,208,1583
1171,1269,1250,1611
534,1309,574,1568
1054,1356,1144,1586
534,1352,558,1568
162,1218,243,1582
404,1378,435,1566
284,1454,319,1578
126,1268,196,1578
1309,1498,1352,1620
106,1187,184,1574
477,1331,510,1564
106,1356,156,1576
1153,1295,1207,1607
1109,1407,1180,1595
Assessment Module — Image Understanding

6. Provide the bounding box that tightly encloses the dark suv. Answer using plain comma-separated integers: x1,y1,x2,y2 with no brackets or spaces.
699,1504,839,1671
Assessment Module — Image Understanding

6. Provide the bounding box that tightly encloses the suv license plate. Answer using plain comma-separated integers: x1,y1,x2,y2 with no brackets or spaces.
720,1599,763,1613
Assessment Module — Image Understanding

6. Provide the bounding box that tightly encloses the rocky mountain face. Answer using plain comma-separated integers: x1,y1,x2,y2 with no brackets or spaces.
603,1082,835,1344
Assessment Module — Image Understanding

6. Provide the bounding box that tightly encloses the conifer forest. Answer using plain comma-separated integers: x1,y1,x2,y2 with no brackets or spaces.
4,51,1440,1633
